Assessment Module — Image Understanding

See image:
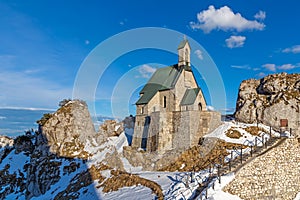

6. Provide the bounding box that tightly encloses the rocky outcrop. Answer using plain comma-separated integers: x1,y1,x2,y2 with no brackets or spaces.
0,135,14,148
235,73,300,133
0,136,14,163
40,100,96,158
96,120,124,144
14,135,34,154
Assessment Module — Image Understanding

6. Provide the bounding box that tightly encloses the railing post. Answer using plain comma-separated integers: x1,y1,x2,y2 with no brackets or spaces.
250,145,253,157
217,165,221,184
262,136,264,148
255,137,257,147
269,126,272,138
229,160,231,171
290,128,292,137
240,145,243,164
265,135,268,147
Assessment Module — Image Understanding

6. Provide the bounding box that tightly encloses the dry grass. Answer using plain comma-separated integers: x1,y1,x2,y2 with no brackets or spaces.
226,128,242,139
160,139,247,172
100,170,164,200
244,126,266,136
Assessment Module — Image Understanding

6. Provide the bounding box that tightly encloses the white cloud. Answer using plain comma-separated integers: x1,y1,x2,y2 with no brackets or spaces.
262,63,276,72
194,49,204,60
262,63,298,72
119,18,128,26
254,11,266,20
282,45,300,54
231,65,251,70
225,36,246,48
257,72,266,77
190,5,265,33
277,64,296,70
137,64,156,78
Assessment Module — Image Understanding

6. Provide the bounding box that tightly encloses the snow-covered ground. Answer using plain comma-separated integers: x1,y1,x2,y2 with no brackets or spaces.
205,121,281,145
2,121,298,200
86,121,290,200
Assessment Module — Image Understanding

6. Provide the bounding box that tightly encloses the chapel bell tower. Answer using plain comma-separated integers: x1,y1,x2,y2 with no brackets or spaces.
178,36,191,67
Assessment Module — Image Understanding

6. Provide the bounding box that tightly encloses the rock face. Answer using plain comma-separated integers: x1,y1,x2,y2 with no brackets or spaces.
40,100,96,158
235,73,300,134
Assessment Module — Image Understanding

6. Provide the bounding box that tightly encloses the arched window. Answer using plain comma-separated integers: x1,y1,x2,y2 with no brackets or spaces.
198,103,202,111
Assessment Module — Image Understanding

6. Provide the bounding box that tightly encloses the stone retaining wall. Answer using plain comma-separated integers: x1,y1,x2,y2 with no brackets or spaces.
224,138,300,200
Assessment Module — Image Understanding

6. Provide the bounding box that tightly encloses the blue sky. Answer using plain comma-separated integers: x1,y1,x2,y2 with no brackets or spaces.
0,0,299,118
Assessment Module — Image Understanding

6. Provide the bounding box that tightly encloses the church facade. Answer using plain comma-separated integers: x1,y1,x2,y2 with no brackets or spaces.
131,39,221,153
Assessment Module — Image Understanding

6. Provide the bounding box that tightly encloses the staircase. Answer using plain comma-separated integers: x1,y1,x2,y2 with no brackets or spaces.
192,135,287,200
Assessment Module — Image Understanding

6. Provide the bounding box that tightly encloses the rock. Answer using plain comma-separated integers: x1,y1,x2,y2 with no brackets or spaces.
96,119,124,144
14,135,34,154
235,73,300,134
39,100,96,158
0,135,14,148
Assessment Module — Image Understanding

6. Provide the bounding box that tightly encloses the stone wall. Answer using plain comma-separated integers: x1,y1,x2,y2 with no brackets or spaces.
172,111,191,151
132,109,221,153
132,114,147,149
224,138,300,200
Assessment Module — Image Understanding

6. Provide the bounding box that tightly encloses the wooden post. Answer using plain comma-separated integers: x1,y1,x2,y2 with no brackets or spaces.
229,160,231,171
290,128,292,137
250,145,253,157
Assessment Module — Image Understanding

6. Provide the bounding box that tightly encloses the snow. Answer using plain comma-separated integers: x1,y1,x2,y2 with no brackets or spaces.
2,120,289,200
294,192,300,200
205,173,242,200
120,157,143,173
205,121,275,145
0,150,29,175
32,158,87,200
114,125,121,131
102,185,154,200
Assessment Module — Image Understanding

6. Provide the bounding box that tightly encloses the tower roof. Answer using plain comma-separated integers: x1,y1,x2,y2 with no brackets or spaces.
177,39,190,49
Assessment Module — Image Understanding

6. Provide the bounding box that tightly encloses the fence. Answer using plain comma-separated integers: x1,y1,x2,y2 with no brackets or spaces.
194,126,294,200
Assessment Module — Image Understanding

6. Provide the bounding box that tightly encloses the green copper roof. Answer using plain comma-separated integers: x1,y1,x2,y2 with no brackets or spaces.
180,88,200,105
136,65,182,105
